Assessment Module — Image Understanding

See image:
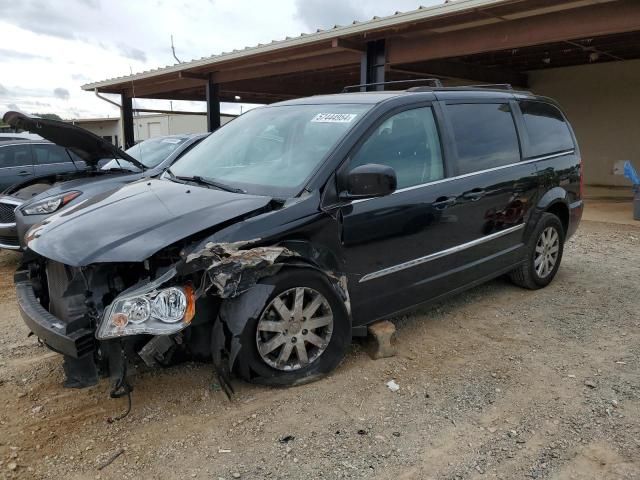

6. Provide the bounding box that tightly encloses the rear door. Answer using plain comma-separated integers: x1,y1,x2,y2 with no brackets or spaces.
0,144,35,190
32,143,79,177
439,100,538,282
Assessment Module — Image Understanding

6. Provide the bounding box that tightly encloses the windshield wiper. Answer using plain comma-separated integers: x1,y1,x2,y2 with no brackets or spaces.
166,169,245,193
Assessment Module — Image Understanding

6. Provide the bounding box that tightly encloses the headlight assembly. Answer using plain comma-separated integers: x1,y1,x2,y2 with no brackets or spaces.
21,191,81,215
97,270,196,339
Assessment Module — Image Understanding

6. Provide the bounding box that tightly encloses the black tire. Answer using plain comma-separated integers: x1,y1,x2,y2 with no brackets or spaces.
509,213,565,290
235,268,351,386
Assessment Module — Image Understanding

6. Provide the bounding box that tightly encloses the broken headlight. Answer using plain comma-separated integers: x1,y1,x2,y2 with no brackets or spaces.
22,191,81,215
97,270,195,339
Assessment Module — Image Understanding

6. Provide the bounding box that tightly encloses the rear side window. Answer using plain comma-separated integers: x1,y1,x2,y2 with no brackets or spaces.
0,145,32,167
448,103,520,175
519,101,574,157
32,144,71,165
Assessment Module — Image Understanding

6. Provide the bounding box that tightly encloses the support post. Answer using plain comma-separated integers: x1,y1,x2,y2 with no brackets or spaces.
206,76,221,132
360,40,386,91
120,94,135,149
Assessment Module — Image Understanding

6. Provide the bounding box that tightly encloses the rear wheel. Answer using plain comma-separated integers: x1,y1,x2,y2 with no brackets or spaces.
235,269,350,386
510,213,565,289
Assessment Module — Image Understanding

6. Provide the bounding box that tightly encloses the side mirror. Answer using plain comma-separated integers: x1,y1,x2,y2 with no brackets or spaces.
341,163,397,200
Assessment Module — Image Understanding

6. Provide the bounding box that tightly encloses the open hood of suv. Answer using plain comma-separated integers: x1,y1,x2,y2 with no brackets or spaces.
2,111,145,170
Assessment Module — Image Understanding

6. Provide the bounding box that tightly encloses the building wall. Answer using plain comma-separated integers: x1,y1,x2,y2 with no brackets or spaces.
530,60,640,187
72,119,120,146
72,114,236,148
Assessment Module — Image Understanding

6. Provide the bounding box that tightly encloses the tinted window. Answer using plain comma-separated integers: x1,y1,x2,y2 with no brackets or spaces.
448,103,520,175
519,101,574,157
0,145,32,167
32,144,71,165
350,107,444,189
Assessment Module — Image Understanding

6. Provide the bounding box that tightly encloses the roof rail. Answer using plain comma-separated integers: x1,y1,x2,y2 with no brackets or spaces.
406,83,516,93
342,78,443,93
465,84,513,90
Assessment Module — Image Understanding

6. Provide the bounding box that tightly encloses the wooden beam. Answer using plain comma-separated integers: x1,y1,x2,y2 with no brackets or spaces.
387,1,640,65
211,50,359,84
178,71,209,81
125,77,206,97
390,59,528,88
331,38,365,53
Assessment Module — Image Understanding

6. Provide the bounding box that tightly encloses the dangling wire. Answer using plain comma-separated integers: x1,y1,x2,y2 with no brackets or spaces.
107,345,133,422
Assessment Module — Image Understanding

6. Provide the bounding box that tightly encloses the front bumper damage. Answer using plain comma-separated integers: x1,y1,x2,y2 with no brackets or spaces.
16,240,351,396
15,275,94,358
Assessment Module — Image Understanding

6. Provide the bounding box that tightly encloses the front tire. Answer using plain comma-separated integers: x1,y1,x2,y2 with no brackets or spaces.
235,269,351,386
510,213,565,289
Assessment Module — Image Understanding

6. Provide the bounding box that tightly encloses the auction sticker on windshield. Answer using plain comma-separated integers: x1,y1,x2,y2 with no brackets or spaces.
311,113,358,123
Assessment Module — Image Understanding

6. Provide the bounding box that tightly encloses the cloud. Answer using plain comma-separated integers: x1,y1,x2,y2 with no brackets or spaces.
53,87,70,100
0,48,49,61
77,0,100,8
293,0,440,31
294,0,362,31
0,0,442,119
117,44,147,62
72,73,91,82
7,103,20,111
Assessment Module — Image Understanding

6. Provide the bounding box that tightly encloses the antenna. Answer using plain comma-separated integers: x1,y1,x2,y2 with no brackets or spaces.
171,35,182,64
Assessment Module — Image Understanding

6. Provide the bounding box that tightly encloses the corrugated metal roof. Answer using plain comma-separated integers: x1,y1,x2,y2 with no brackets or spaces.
82,0,513,90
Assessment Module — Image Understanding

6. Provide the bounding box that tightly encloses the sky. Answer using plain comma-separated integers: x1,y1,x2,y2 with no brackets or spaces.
0,0,443,120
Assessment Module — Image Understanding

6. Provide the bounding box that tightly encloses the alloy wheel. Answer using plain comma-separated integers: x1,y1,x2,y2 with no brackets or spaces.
256,287,334,371
534,226,560,278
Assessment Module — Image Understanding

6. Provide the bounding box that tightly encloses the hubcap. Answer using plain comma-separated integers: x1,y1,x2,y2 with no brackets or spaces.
534,226,560,278
256,287,334,371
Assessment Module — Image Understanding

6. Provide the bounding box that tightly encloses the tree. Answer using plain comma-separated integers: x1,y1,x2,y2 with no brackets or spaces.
33,113,63,121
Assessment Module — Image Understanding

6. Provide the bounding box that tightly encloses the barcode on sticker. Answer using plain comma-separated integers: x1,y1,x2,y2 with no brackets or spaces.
311,113,358,123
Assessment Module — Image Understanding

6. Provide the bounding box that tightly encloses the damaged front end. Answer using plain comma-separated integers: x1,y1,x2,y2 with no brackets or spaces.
16,239,348,395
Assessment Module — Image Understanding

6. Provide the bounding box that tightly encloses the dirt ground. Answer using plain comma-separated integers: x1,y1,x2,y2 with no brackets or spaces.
0,219,638,480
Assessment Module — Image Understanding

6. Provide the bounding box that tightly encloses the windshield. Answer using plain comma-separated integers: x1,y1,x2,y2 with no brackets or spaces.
101,136,190,171
168,104,371,197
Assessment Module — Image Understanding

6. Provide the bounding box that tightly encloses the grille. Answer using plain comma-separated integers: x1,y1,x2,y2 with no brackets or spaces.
0,203,16,224
0,235,18,247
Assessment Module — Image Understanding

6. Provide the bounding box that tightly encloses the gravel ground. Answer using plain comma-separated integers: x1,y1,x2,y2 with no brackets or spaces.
0,219,638,479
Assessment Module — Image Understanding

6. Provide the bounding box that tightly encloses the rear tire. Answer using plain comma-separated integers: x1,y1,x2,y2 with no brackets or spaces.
510,213,565,290
235,269,351,386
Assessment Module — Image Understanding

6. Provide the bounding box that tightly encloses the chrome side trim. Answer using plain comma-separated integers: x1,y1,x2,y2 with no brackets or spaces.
0,142,51,148
352,149,575,203
359,224,525,283
0,242,20,250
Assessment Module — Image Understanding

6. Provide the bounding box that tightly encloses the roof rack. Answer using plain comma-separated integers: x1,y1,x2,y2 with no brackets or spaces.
342,78,443,93
465,84,513,90
407,83,515,92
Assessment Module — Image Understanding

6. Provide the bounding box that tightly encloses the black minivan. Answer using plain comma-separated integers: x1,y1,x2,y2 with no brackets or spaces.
16,85,582,391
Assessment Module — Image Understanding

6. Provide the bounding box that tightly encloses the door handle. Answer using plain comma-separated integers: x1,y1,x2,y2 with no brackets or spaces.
433,196,456,209
18,171,31,176
462,188,486,201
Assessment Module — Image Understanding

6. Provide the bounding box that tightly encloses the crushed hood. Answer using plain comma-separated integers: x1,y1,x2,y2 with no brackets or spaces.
26,178,273,266
2,111,144,169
